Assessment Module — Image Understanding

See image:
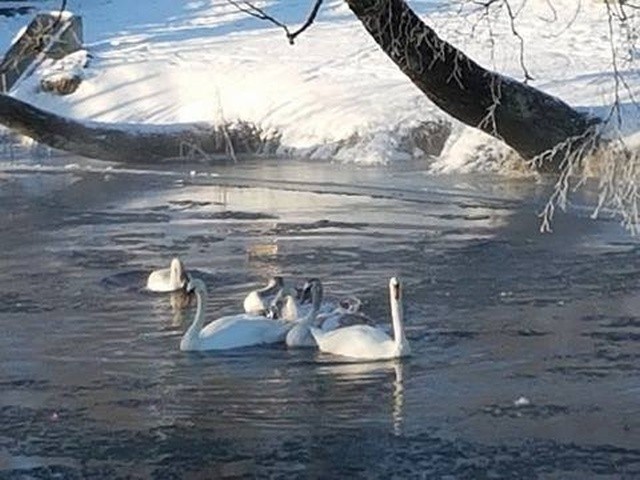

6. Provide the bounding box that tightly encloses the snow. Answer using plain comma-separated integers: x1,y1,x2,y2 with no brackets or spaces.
1,0,638,171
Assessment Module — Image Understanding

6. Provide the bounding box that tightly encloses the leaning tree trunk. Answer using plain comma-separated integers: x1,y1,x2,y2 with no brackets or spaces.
0,94,264,163
345,0,600,172
0,1,601,170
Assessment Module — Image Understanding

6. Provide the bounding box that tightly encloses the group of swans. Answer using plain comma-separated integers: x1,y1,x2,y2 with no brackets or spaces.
146,258,411,361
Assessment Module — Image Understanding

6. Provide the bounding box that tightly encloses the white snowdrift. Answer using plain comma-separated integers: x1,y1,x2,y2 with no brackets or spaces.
1,0,638,171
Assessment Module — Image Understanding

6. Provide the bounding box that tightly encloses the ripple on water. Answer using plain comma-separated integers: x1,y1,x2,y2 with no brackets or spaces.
0,292,54,314
2,159,640,477
1,401,638,478
60,211,171,227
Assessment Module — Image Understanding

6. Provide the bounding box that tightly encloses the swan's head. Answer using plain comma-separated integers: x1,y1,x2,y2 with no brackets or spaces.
389,276,402,301
186,277,207,295
300,278,323,308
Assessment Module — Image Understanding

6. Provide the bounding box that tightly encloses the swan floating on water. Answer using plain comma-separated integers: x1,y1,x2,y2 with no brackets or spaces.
310,277,411,361
147,258,188,293
180,278,294,351
243,276,284,315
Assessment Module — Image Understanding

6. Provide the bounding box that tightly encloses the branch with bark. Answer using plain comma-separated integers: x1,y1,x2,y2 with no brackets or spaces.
0,0,613,175
224,0,601,172
0,94,267,163
344,0,600,172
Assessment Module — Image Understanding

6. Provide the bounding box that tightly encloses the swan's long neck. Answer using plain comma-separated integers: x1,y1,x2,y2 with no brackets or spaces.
390,289,407,347
184,288,206,344
257,285,270,296
301,287,322,324
258,280,280,296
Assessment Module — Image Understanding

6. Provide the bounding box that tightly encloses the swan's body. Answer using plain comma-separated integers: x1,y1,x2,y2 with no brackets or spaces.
147,258,188,293
285,279,324,348
180,279,293,351
243,276,284,315
318,311,373,332
311,277,410,361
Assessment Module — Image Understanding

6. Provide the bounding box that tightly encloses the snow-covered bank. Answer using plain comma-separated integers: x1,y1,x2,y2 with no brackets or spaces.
1,0,638,171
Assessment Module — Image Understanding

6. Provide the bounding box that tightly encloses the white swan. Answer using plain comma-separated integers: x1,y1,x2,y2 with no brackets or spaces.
243,276,284,315
180,278,294,351
285,279,324,348
147,258,188,293
310,277,411,360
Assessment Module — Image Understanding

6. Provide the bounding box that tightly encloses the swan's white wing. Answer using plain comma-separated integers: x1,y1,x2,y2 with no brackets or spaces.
319,314,342,332
311,325,396,360
319,312,374,332
147,267,177,292
243,291,267,314
198,315,291,350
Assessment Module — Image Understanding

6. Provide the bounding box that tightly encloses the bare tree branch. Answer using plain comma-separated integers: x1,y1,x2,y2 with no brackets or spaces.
503,0,533,83
226,0,324,45
288,0,324,44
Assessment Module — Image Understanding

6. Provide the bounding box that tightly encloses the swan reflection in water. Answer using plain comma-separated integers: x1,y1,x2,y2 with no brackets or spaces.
315,360,406,436
169,288,196,326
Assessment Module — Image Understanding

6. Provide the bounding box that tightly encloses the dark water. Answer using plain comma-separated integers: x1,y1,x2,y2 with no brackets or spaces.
0,155,638,479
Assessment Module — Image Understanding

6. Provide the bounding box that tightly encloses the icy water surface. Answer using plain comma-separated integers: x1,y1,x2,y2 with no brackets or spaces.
0,156,638,479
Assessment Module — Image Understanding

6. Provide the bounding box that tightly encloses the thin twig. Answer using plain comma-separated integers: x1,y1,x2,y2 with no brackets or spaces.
503,0,534,82
288,0,324,44
226,0,324,45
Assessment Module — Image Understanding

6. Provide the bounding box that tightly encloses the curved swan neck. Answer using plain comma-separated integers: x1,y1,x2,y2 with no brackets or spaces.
185,287,206,339
300,281,322,324
258,277,283,296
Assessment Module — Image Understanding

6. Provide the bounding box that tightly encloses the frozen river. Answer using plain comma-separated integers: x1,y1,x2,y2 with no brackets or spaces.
0,155,638,478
